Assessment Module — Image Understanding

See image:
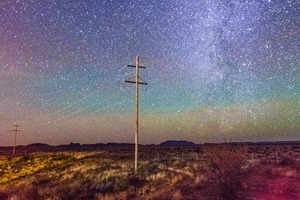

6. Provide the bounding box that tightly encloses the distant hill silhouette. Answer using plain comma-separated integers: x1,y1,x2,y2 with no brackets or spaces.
27,143,49,147
2,140,300,155
160,140,195,146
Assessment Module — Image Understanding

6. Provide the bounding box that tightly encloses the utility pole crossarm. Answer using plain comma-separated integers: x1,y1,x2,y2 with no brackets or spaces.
127,64,146,69
125,80,148,85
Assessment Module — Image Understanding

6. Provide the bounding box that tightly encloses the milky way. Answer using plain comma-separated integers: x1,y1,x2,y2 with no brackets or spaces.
0,0,299,145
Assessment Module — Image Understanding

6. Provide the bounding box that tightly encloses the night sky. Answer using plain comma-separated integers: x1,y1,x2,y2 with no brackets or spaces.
0,0,300,146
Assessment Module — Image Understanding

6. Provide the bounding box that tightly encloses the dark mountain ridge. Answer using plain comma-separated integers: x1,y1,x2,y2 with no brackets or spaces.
160,140,195,146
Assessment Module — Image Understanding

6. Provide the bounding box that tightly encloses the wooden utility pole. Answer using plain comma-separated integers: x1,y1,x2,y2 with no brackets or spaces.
125,56,148,174
9,123,23,156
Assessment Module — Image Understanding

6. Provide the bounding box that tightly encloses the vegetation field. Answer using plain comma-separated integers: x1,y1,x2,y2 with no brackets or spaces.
1,144,300,200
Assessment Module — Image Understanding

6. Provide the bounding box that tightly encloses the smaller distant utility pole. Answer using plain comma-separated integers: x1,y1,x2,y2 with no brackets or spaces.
125,56,148,174
9,123,23,156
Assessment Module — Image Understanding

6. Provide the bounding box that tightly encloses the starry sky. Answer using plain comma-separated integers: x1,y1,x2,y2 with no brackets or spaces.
0,0,300,146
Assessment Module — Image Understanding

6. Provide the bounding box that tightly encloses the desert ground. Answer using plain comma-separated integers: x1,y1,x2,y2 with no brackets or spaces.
1,143,300,200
